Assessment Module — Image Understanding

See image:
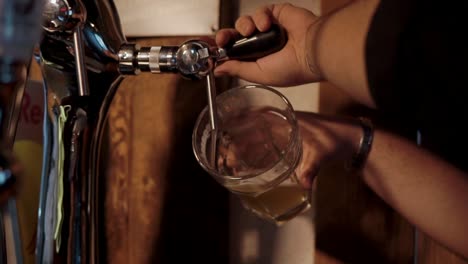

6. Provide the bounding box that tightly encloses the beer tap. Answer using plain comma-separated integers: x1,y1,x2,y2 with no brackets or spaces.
37,0,286,261
37,0,126,262
118,24,287,168
117,23,287,79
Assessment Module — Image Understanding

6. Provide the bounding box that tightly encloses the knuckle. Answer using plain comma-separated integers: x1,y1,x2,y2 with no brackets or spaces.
235,17,255,35
235,16,248,27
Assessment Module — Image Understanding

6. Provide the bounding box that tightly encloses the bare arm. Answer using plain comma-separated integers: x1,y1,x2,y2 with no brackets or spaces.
217,1,468,258
364,129,468,259
215,1,380,108
297,112,468,259
311,0,380,107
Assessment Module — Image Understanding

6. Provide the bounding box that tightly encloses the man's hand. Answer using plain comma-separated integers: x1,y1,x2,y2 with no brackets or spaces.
215,3,323,86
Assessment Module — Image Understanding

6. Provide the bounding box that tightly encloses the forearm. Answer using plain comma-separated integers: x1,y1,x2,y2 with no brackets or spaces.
307,0,380,108
363,129,468,258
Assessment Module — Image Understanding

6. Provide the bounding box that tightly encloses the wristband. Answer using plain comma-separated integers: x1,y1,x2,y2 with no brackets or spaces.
346,117,374,171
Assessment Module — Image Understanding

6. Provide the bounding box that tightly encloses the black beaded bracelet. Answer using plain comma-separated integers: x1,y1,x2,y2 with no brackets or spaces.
346,117,374,171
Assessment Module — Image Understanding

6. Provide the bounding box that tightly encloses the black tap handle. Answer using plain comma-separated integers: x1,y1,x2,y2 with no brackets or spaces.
224,24,287,61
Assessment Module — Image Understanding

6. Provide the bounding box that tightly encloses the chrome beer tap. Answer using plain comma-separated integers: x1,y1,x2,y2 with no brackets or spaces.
37,0,126,262
118,27,287,161
37,0,286,261
117,23,287,79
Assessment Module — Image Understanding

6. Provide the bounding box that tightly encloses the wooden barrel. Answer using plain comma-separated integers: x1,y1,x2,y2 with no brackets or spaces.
103,37,230,263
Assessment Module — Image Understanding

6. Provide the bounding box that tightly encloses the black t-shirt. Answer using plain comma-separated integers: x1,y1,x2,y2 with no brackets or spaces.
366,0,468,170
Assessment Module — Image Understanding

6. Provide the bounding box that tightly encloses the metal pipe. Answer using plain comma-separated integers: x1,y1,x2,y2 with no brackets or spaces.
73,28,90,97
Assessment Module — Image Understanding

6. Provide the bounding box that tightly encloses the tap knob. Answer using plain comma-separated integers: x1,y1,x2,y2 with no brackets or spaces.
216,23,287,61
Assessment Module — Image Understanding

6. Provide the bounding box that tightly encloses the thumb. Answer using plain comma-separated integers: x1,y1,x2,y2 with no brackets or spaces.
296,137,323,189
297,159,320,189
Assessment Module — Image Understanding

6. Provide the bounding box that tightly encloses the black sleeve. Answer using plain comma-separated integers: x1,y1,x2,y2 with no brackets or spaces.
365,0,468,169
366,0,468,116
365,0,416,116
